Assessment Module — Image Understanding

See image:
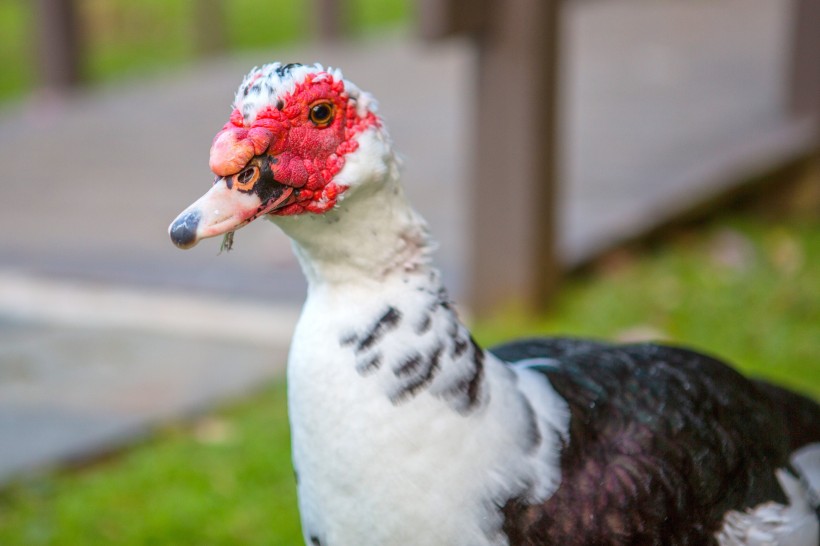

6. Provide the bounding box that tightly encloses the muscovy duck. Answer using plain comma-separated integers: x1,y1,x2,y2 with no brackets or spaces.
169,62,820,546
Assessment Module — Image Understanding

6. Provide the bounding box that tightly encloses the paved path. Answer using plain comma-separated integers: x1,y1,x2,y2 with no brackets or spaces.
0,273,298,483
0,0,814,483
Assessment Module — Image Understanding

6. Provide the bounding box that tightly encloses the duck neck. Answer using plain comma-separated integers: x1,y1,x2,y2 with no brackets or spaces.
271,176,436,289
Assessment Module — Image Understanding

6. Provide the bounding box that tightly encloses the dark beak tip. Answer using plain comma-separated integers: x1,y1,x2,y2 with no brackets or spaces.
169,209,201,249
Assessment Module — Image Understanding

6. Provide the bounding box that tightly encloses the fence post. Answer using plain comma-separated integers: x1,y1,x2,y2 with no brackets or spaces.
193,0,228,57
419,0,485,38
35,0,82,93
315,0,346,41
790,0,820,123
470,0,562,314
421,0,562,314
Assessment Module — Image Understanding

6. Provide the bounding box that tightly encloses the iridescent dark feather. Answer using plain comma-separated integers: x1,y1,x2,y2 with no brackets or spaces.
491,339,819,546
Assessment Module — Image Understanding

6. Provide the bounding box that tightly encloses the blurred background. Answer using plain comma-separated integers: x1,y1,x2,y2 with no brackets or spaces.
0,0,818,543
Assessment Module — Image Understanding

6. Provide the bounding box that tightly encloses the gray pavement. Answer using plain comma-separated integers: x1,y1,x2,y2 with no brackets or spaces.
0,0,816,483
0,319,288,480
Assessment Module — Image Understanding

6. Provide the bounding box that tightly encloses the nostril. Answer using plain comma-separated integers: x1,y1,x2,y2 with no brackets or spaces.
169,209,201,249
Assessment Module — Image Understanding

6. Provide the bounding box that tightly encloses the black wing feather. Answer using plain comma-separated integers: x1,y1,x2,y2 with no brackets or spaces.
490,338,819,546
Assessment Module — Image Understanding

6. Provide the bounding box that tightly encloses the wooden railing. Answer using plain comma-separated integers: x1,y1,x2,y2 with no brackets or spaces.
421,0,820,313
32,0,820,313
34,0,82,92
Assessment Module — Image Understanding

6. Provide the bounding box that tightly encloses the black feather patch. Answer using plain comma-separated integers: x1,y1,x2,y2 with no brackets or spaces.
356,306,402,353
390,343,443,404
490,338,819,545
277,62,303,77
394,351,423,378
356,353,383,376
414,313,432,335
451,334,469,359
434,336,486,415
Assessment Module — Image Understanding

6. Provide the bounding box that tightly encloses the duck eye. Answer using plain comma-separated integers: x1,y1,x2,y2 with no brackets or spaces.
231,165,260,192
309,102,334,126
237,167,256,184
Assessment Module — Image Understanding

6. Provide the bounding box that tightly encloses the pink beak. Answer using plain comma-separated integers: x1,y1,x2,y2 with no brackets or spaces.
169,156,295,249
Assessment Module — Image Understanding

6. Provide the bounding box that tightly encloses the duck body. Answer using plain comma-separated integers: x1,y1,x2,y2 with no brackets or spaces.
169,62,820,546
284,252,819,546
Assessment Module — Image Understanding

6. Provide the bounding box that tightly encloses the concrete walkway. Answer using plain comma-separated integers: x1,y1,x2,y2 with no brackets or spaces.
0,0,815,483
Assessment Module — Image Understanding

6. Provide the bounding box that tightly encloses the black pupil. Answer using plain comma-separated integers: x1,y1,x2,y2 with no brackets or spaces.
312,104,331,122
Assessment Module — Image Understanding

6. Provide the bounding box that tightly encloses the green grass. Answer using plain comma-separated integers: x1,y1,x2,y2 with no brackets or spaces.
473,214,820,399
0,0,411,103
0,212,817,544
0,1,32,101
0,382,302,546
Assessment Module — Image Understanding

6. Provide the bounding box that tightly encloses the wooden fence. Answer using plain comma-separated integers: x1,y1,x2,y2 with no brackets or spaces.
33,0,820,313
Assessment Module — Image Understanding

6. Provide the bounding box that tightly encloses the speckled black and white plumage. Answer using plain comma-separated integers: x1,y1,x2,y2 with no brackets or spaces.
170,63,820,546
339,276,488,415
